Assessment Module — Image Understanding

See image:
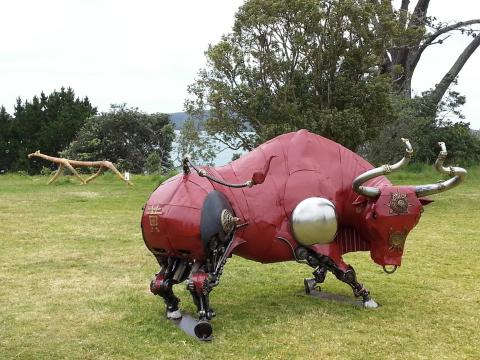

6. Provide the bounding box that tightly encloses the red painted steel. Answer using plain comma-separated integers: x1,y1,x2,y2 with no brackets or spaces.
141,130,427,269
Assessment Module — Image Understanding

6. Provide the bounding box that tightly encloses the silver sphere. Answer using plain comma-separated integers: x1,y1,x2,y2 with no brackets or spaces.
291,197,338,246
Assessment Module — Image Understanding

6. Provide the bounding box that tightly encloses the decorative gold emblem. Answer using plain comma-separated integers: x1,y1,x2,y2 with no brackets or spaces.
388,228,407,251
387,192,410,215
148,215,160,233
145,204,163,233
220,209,240,233
145,204,163,215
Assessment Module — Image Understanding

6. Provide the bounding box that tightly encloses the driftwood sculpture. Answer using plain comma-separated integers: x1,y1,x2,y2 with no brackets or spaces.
27,150,132,185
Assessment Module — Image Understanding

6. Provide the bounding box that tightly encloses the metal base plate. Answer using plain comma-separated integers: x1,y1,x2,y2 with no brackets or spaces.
305,289,365,307
171,313,213,341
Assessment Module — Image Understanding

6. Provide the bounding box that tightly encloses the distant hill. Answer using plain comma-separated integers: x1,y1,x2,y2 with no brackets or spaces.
169,111,254,132
169,112,208,130
168,112,189,129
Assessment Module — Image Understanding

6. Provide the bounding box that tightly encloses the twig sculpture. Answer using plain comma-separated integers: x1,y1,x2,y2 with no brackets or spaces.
27,150,132,185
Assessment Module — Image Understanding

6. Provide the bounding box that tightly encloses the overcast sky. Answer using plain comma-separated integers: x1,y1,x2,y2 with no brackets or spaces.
1,0,479,128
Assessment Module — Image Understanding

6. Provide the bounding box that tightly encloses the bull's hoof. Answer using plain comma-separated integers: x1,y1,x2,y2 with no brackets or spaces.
194,320,213,340
363,299,379,309
304,278,318,294
166,309,182,319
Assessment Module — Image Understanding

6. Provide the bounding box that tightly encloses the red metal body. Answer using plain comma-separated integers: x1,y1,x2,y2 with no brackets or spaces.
142,130,426,270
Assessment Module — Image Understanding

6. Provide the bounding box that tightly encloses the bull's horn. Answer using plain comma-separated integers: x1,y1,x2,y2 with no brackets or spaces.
352,138,413,198
415,142,467,197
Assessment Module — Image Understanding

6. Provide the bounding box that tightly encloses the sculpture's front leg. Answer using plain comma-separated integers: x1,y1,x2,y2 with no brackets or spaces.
331,264,378,308
304,266,327,294
301,248,378,308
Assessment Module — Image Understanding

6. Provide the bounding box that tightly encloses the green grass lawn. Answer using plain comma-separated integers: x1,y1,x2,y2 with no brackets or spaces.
1,169,479,360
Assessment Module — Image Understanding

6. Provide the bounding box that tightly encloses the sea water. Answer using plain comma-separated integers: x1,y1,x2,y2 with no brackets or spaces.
172,130,249,167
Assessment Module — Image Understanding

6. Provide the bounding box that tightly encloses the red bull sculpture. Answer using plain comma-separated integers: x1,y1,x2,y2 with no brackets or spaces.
141,130,467,339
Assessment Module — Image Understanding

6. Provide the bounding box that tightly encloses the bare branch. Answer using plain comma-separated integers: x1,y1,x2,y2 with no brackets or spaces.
430,35,480,106
213,135,245,151
422,19,480,48
409,19,480,77
427,35,452,47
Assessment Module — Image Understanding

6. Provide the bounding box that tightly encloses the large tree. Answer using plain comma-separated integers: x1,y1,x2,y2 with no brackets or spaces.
187,0,400,151
62,104,175,173
0,106,13,172
365,1,480,164
379,0,480,104
186,0,479,153
10,87,96,173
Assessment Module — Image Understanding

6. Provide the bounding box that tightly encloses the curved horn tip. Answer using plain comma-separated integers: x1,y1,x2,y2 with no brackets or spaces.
401,137,412,149
438,142,447,153
401,138,413,156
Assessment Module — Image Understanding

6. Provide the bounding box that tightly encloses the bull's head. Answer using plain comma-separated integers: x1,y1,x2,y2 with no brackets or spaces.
352,140,467,271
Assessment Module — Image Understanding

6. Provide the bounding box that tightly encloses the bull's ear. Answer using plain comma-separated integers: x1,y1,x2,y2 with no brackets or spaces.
419,197,434,206
352,196,369,206
251,155,276,185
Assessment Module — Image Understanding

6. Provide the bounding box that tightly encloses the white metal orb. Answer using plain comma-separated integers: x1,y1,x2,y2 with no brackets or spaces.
291,197,338,246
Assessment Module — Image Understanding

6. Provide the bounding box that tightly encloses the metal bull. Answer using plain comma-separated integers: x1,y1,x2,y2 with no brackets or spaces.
141,130,467,339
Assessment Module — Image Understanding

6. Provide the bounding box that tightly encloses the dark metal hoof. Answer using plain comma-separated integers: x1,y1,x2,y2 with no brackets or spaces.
171,313,213,341
194,321,213,340
304,278,317,294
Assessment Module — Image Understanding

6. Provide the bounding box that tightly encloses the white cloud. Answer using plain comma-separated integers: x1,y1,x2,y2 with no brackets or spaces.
0,0,243,114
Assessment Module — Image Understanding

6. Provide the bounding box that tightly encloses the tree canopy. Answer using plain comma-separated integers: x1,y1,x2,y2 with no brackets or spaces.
62,104,174,173
0,106,14,173
187,0,401,151
379,0,480,102
186,0,480,160
2,87,96,173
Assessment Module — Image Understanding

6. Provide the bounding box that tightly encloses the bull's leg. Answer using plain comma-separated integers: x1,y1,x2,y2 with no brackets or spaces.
302,249,378,308
150,257,189,319
151,275,181,319
330,264,378,308
187,268,215,339
304,266,327,294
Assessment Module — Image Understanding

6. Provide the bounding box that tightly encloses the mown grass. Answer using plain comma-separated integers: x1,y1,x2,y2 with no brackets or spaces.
0,168,479,360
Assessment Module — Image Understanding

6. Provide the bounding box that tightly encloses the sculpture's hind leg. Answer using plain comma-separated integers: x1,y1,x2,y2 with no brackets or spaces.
150,257,189,319
186,263,215,339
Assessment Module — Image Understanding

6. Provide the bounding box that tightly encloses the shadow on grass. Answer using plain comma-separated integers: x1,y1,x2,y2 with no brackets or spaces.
87,277,386,346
